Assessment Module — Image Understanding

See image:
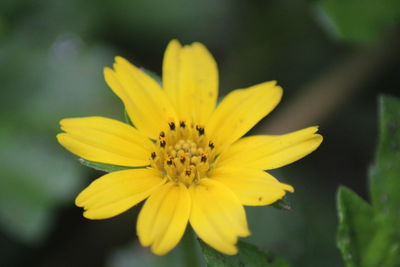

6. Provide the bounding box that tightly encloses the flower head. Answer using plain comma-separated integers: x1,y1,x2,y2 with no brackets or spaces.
57,40,322,255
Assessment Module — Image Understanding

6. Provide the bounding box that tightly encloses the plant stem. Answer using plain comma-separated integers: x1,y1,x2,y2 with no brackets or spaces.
181,227,200,267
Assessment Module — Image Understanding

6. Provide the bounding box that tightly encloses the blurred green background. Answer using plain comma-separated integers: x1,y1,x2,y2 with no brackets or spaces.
0,0,399,266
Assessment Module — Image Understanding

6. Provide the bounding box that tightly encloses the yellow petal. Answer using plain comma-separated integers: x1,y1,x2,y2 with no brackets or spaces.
217,126,323,170
163,40,218,125
137,182,191,255
162,39,181,109
57,116,154,167
189,178,250,255
76,168,164,219
211,167,293,206
104,57,177,139
206,81,282,152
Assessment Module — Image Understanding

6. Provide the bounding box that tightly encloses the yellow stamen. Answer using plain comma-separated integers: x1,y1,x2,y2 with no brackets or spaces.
150,123,216,186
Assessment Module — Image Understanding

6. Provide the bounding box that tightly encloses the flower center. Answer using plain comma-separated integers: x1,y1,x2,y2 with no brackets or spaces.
150,121,216,186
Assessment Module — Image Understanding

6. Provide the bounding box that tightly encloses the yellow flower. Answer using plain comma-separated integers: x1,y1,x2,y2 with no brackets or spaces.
57,40,322,256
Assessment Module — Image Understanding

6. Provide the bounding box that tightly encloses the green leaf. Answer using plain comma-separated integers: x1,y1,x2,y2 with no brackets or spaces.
199,240,290,267
369,95,400,230
337,186,399,267
124,109,134,127
336,95,400,267
316,0,400,44
336,186,368,267
272,199,291,211
79,158,147,173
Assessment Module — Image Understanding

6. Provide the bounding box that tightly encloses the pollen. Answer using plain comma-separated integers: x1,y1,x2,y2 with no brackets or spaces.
150,121,216,186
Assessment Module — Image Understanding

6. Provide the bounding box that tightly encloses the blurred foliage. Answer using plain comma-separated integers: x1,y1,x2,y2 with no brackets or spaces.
107,230,204,267
0,134,81,244
337,95,400,267
107,242,189,267
0,31,115,245
317,0,400,44
199,240,290,267
245,170,342,267
0,0,399,266
0,0,120,253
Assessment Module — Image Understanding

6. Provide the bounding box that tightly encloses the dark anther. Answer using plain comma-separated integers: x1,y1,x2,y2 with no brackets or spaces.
185,170,191,176
201,154,207,162
179,121,186,128
159,131,165,138
180,156,186,164
208,141,215,149
168,121,176,130
196,125,205,136
160,139,166,148
151,152,156,159
166,158,173,165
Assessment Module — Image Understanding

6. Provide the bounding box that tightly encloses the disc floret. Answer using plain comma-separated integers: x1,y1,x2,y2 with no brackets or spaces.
150,121,216,186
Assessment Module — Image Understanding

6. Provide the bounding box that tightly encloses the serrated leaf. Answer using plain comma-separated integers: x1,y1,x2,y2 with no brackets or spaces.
336,95,400,267
199,239,290,267
337,186,399,267
79,158,147,173
316,0,400,44
336,186,368,267
369,95,400,232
